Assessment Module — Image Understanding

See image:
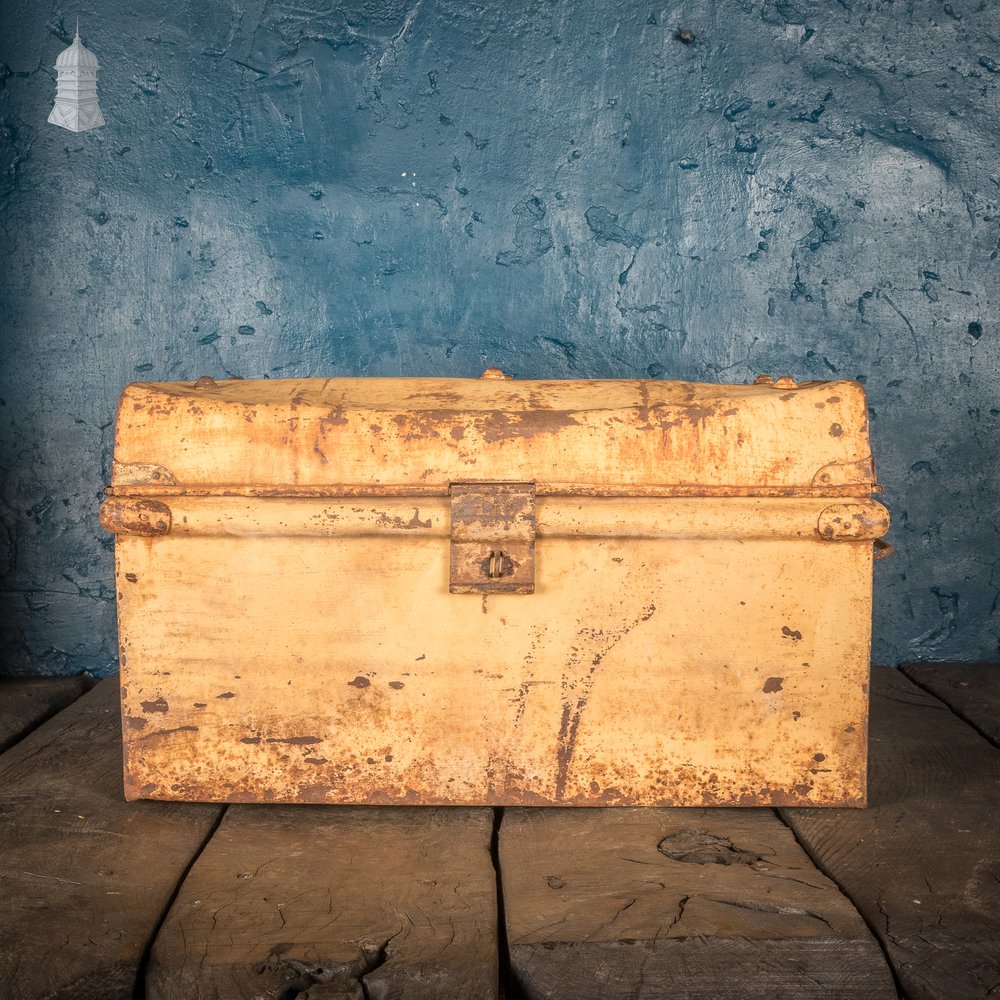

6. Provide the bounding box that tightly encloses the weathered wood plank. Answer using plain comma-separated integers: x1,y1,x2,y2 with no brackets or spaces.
0,675,93,753
0,677,223,1000
901,662,1000,745
500,807,897,999
146,805,498,1000
782,668,1000,1000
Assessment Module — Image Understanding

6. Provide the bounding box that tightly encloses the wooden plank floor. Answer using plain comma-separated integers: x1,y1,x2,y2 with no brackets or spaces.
146,805,498,1000
781,668,1000,1000
500,808,897,999
0,675,93,753
0,666,997,999
901,662,1000,745
0,679,223,1000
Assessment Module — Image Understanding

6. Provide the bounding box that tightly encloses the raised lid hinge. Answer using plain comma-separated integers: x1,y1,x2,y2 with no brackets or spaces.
449,483,535,594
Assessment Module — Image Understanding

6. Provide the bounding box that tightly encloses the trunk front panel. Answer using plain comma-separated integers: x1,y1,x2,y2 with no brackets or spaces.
116,499,872,806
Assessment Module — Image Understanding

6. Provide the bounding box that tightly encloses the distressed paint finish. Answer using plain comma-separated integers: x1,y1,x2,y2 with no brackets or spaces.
107,376,876,491
108,374,886,806
1,1,998,678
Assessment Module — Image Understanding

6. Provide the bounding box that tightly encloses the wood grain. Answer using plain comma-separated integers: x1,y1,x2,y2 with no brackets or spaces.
146,805,498,1000
0,678,223,1000
900,662,1000,745
500,807,896,999
0,675,92,753
782,668,1000,1000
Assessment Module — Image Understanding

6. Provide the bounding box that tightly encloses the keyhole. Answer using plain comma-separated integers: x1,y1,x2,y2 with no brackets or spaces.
488,550,505,578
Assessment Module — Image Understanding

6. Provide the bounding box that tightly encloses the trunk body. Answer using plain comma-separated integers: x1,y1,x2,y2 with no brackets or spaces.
103,374,887,807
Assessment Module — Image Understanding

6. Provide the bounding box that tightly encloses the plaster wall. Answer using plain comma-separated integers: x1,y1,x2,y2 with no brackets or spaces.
0,0,997,675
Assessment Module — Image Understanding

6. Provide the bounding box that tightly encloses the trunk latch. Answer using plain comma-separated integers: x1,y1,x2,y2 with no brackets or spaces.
449,483,535,594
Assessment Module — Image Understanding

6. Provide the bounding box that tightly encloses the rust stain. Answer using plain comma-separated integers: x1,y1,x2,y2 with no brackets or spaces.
829,423,843,437
388,681,405,690
127,763,853,807
106,481,878,499
319,407,349,430
681,403,717,424
762,677,784,693
555,603,657,799
372,509,432,530
479,409,580,443
241,736,262,744
372,508,434,531
100,497,171,536
216,691,236,699
389,407,580,444
125,573,138,583
405,390,464,403
124,716,147,730
140,697,169,714
265,735,321,745
781,626,803,641
348,676,371,688
139,725,199,740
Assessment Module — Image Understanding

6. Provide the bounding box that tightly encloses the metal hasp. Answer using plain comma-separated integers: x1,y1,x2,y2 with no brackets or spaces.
449,482,536,594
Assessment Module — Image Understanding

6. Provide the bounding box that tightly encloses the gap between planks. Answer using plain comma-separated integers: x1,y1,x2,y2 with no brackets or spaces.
0,679,224,1000
497,806,896,1000
0,675,94,754
771,801,907,1000
143,804,500,1000
780,667,1000,1000
899,662,1000,750
134,804,229,1000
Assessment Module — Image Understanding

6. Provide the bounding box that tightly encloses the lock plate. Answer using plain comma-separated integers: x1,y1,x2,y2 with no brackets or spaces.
449,482,535,594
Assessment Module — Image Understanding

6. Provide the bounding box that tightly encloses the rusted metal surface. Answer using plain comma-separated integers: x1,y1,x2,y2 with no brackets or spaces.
817,503,891,541
812,457,877,488
99,497,171,536
110,376,879,493
112,461,178,487
873,538,895,560
106,374,887,808
449,483,535,594
105,482,880,499
123,496,888,543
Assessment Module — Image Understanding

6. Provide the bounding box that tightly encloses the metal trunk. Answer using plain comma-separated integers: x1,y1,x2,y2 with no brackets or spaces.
102,372,888,806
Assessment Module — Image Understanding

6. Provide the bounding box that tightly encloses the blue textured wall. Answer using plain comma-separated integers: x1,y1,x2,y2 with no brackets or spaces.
1,1,997,676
